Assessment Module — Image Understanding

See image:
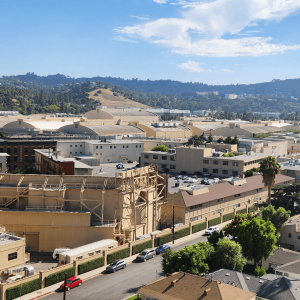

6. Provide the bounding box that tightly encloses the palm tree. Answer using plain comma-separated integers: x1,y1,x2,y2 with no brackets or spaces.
259,156,281,205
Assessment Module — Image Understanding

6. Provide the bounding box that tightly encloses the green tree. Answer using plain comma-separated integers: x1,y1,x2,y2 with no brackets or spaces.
217,137,224,143
232,136,240,146
208,134,213,143
245,168,260,178
215,239,246,272
254,266,267,277
185,135,205,147
225,136,232,144
208,230,224,248
238,218,277,267
259,156,281,205
260,205,290,229
162,242,214,275
223,213,254,238
151,145,169,152
0,131,7,139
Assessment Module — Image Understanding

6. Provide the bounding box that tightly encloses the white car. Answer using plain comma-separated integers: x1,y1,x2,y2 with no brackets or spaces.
190,178,198,183
205,226,220,235
184,177,192,183
203,172,210,176
176,175,182,179
213,178,219,183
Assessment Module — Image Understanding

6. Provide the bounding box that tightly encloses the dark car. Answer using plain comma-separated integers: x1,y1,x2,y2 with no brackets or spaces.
60,277,82,291
156,244,171,254
136,248,156,262
105,259,126,273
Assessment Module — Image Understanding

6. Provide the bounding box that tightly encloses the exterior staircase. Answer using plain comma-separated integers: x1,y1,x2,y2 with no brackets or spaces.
5,186,29,208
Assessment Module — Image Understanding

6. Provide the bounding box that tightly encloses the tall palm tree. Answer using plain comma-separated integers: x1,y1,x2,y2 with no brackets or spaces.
259,156,281,205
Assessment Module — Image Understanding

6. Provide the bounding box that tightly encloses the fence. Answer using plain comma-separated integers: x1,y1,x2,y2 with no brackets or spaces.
0,204,257,300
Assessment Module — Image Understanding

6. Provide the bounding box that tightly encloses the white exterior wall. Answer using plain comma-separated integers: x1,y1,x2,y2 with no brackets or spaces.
57,141,85,157
0,155,8,173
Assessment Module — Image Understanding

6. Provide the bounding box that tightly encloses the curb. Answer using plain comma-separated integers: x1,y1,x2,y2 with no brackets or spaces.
29,292,51,300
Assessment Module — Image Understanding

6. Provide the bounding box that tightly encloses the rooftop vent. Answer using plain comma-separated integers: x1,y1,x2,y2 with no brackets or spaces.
246,277,250,280
226,273,230,276
259,280,264,283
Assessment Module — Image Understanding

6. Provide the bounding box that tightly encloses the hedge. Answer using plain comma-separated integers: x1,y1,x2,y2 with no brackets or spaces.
236,208,247,215
223,212,234,222
249,205,259,213
78,256,105,275
154,233,173,247
6,278,42,300
132,240,153,255
175,227,190,239
208,217,221,227
45,267,76,287
192,222,207,233
107,247,130,265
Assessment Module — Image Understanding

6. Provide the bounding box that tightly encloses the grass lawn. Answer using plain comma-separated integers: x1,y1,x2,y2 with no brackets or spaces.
125,295,142,300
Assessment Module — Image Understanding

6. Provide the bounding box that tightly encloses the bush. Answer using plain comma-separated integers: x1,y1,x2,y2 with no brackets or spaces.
236,208,247,215
223,212,234,222
222,154,229,157
228,152,235,157
6,278,42,300
175,227,190,239
249,205,259,213
132,240,153,255
45,267,76,287
107,248,130,265
78,257,105,275
208,217,221,227
155,233,173,247
254,266,267,277
151,145,169,152
192,222,207,233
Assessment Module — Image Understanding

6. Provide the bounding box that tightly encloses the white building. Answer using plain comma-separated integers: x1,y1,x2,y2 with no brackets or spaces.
225,94,238,100
196,91,219,96
0,153,9,173
146,108,190,117
56,140,144,164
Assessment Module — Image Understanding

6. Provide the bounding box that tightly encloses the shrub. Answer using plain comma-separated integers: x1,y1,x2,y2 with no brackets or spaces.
45,267,75,287
107,248,130,265
6,278,42,300
78,256,105,275
222,154,229,157
192,222,207,233
151,145,169,152
254,266,267,277
223,212,234,222
155,233,173,247
208,217,221,227
132,240,153,255
175,227,190,239
228,152,235,157
236,208,247,215
249,205,259,213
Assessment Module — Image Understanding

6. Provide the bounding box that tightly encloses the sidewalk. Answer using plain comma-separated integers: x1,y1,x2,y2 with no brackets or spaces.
14,221,231,300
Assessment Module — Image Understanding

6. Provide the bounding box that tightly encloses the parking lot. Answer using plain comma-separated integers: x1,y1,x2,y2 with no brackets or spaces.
92,161,139,176
27,253,58,274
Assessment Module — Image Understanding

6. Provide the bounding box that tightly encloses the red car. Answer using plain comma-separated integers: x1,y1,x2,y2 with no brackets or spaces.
60,277,82,291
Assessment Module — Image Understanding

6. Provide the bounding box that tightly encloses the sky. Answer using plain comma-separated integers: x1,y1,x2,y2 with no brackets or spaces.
1,0,300,85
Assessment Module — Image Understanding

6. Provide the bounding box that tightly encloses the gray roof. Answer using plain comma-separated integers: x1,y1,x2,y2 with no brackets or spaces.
276,259,300,274
211,269,300,300
85,125,145,135
266,247,300,266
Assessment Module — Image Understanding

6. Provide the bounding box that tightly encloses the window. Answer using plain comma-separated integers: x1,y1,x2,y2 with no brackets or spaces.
203,159,209,164
223,161,228,165
80,145,82,147
190,204,202,210
218,198,224,202
0,163,2,171
95,250,101,254
14,147,17,154
75,152,77,154
213,169,218,174
136,145,138,148
110,146,112,149
222,170,228,174
139,145,141,148
24,147,28,153
153,155,158,159
232,171,239,176
162,156,167,160
213,160,218,165
161,164,167,169
24,156,28,162
70,145,72,147
170,165,176,169
256,188,262,192
114,146,116,149
31,156,35,162
145,155,149,159
76,256,83,260
0,147,2,152
100,146,102,149
7,147,10,154
234,204,241,208
126,146,128,148
75,124,78,129
80,152,82,154
14,156,17,162
96,153,98,155
203,168,208,173
96,146,98,149
123,146,125,148
234,194,241,197
75,145,77,147
190,216,198,222
288,233,292,238
88,252,94,256
70,152,72,154
233,162,239,166
8,252,17,261
218,208,224,213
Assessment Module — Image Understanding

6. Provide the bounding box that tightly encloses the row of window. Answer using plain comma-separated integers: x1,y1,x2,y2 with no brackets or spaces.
7,156,35,163
203,168,239,176
190,215,202,222
95,145,142,150
0,147,54,154
190,204,202,210
70,145,83,148
204,160,239,167
8,252,17,261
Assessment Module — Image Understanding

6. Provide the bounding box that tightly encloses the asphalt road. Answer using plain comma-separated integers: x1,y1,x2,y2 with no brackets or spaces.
42,234,209,300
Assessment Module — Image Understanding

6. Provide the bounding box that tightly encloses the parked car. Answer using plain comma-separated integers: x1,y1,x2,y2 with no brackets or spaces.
183,176,188,180
116,163,124,169
192,175,198,179
128,160,133,163
176,175,182,179
156,244,171,254
184,177,191,183
201,177,208,184
205,180,212,185
106,259,126,273
179,171,187,175
205,226,220,235
60,277,82,291
5,275,25,283
213,178,220,183
203,172,210,176
136,248,156,262
190,178,198,183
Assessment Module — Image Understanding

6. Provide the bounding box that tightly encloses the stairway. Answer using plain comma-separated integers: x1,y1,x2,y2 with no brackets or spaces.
5,186,29,208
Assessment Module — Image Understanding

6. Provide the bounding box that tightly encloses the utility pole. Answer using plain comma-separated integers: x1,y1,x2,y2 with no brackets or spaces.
63,273,67,300
172,204,175,244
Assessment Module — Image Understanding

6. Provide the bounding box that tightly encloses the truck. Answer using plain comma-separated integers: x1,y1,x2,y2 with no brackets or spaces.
52,248,70,260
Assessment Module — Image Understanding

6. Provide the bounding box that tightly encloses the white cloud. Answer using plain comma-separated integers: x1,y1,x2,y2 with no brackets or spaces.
115,0,300,57
153,0,168,3
130,15,149,20
113,35,138,43
222,69,233,73
178,61,210,72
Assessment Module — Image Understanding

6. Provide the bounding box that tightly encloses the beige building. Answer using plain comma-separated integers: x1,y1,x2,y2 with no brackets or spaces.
0,166,167,251
0,227,28,282
280,165,300,183
84,107,159,122
132,122,192,139
140,139,186,151
161,175,293,227
278,215,300,251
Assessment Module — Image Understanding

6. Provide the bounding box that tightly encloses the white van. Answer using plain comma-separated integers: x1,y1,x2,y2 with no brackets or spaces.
5,275,25,283
52,248,70,260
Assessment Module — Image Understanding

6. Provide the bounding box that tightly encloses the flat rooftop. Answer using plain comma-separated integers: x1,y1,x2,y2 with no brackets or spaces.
0,233,23,245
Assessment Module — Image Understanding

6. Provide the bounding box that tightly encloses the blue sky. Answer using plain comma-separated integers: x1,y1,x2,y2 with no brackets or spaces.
1,0,300,85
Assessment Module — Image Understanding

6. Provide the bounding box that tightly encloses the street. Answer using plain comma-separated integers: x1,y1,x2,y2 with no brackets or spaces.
41,234,210,300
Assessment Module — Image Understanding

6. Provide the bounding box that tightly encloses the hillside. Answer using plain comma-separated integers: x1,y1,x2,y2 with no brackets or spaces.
88,88,150,109
4,72,300,96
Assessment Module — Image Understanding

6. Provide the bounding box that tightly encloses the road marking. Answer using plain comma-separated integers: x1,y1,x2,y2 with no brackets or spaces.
141,272,148,276
113,283,122,287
